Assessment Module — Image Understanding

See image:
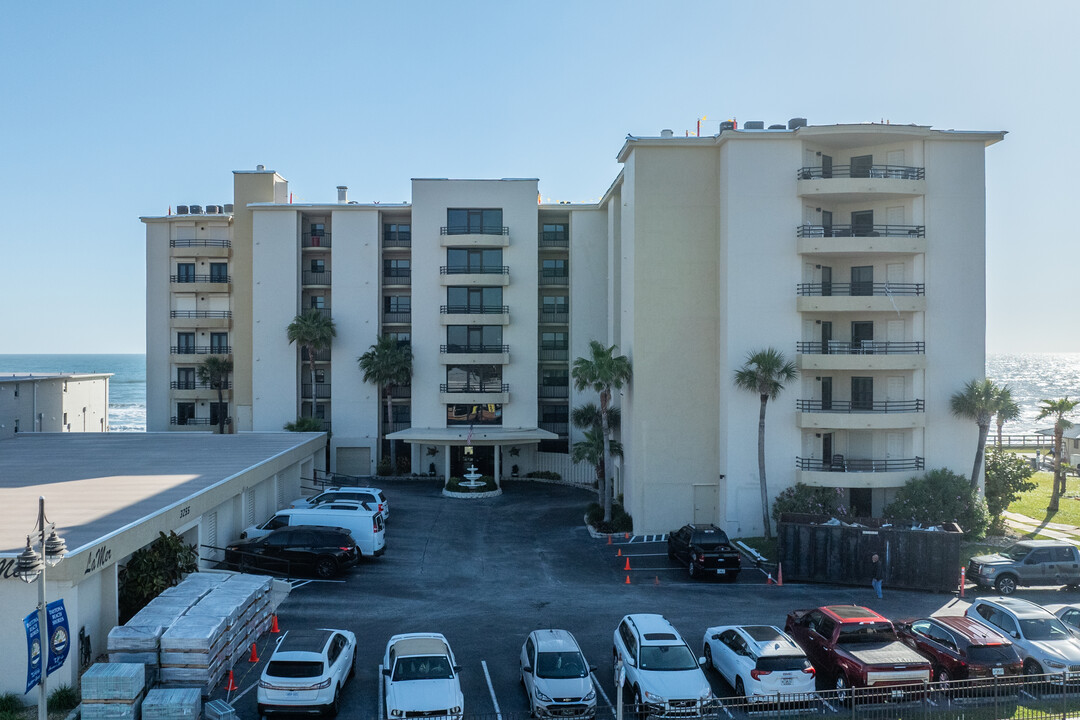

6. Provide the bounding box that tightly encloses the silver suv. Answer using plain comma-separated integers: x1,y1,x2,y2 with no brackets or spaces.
967,540,1080,595
613,614,712,717
965,597,1080,680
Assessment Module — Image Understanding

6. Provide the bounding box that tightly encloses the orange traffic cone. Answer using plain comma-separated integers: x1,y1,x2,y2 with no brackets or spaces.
225,670,238,691
654,576,660,586
271,615,280,633
617,548,622,557
777,563,783,587
624,557,632,571
766,573,776,585
249,642,259,663
625,575,632,584
624,532,630,539
607,535,612,545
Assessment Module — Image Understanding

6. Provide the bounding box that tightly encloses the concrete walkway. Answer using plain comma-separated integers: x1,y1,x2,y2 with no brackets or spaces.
1003,510,1080,544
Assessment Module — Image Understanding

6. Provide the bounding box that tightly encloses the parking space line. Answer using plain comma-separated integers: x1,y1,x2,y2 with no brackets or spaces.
717,702,734,719
819,698,836,713
378,663,385,719
229,681,258,703
590,671,613,712
481,660,502,720
619,552,669,557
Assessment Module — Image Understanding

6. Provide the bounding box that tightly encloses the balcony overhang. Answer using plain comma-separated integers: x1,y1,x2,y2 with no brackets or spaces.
796,413,926,430
797,469,917,489
440,313,510,326
438,391,509,405
797,178,926,201
796,354,926,372
797,236,927,256
387,426,557,446
797,296,925,313
439,273,510,287
440,233,509,248
438,352,510,365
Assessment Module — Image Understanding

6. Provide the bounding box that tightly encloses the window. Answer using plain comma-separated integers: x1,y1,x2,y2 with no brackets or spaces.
850,155,873,178
1052,546,1076,562
310,295,326,309
309,223,325,237
851,210,874,236
851,377,873,411
540,405,568,423
176,263,195,282
387,332,410,346
209,263,228,282
385,404,410,423
315,370,326,384
314,403,326,420
446,287,502,312
446,325,502,351
176,402,195,425
384,258,411,277
446,208,503,235
542,223,567,242
542,368,568,386
542,259,568,277
446,404,502,426
541,332,568,349
177,332,196,353
383,223,411,244
1027,549,1053,564
210,402,228,426
851,321,874,351
446,364,502,392
210,333,229,353
385,296,411,313
446,248,502,271
851,266,873,296
177,367,196,389
310,259,326,274
541,296,568,315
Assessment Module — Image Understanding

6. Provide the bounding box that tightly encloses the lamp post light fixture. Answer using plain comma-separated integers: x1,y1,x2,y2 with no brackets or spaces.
15,497,66,720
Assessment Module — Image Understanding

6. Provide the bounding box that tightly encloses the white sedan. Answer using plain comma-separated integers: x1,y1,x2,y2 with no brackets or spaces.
702,625,815,700
257,629,356,717
383,633,463,719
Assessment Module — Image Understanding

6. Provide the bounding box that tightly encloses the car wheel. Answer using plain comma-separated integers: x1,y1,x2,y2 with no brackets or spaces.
348,653,356,679
835,674,850,705
632,688,645,720
689,561,697,578
734,677,745,698
315,556,338,579
704,644,713,671
1024,659,1042,677
936,668,952,695
326,687,341,717
995,575,1017,595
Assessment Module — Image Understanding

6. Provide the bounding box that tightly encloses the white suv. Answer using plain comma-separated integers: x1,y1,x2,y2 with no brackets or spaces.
966,597,1080,681
257,629,356,717
520,629,597,718
613,614,713,716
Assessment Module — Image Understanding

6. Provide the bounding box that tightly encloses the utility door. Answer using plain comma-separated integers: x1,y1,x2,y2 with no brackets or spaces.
693,485,717,525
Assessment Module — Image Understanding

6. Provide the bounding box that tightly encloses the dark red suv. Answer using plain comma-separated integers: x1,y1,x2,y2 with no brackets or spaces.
897,616,1023,687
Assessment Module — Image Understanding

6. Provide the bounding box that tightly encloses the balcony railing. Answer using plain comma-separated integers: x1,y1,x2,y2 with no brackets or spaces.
796,456,925,472
302,383,332,399
170,310,232,318
440,382,509,393
303,271,332,285
383,272,412,285
171,345,232,354
539,233,569,248
539,309,569,324
440,305,509,315
171,380,233,390
440,265,509,276
300,418,331,432
170,238,231,248
797,224,925,238
440,344,509,354
383,421,410,433
383,312,412,323
538,385,569,399
538,272,569,286
383,235,411,248
797,165,925,180
171,274,231,283
796,341,925,355
301,347,331,362
796,283,924,297
170,417,222,426
796,399,924,413
389,385,412,398
539,348,569,361
441,226,509,236
539,421,569,435
302,233,331,248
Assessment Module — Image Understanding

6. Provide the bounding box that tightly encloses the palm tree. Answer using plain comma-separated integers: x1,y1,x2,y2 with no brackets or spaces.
994,386,1021,448
284,417,325,432
1036,397,1078,512
733,348,798,541
287,309,337,418
572,428,624,492
572,341,632,523
196,356,233,434
949,379,1007,489
358,335,414,470
571,403,621,501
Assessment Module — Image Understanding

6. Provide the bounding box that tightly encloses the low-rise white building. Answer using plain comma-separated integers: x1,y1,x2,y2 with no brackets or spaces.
0,373,111,438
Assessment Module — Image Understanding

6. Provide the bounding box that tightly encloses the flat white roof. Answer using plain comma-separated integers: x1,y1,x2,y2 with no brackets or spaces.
0,373,112,383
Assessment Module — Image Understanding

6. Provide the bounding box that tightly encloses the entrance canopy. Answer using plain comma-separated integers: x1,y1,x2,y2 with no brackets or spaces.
387,427,558,446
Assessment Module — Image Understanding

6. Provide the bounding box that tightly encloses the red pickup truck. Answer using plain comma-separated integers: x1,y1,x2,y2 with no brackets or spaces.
785,605,931,703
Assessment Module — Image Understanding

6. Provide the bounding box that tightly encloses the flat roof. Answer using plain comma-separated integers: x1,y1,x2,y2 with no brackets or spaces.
0,373,112,383
0,432,324,555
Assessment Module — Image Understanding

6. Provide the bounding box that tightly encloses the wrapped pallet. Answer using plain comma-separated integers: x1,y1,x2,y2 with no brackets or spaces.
142,688,202,720
82,663,145,720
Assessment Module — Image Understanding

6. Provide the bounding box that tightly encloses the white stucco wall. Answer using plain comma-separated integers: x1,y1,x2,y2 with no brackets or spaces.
146,222,172,431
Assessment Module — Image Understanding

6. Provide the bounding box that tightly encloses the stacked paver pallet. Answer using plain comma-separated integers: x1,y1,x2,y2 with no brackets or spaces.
81,663,145,720
142,688,203,720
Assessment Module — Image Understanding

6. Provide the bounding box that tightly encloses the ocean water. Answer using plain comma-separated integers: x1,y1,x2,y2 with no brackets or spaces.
0,353,1077,435
0,354,145,432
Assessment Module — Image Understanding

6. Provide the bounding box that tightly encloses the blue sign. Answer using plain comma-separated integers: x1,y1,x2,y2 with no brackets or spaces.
24,611,41,695
46,600,70,676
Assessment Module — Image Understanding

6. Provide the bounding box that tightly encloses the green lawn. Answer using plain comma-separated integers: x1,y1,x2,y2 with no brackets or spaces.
1007,470,1080,532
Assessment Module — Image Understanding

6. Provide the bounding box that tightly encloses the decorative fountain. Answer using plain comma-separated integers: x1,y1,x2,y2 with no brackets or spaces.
459,464,485,489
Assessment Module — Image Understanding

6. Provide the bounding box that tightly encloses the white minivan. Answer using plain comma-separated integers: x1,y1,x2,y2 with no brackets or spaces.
241,500,386,558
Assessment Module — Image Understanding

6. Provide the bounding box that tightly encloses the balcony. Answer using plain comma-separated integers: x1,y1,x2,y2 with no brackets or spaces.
538,272,569,287
301,347,331,362
539,347,569,362
170,274,230,292
302,383,332,399
170,238,231,258
383,312,412,324
539,232,569,249
307,307,332,320
539,421,569,436
539,309,569,325
797,165,926,201
439,266,510,286
796,341,926,372
171,238,231,248
389,385,412,399
538,385,569,399
303,271,332,287
440,226,509,248
170,417,216,429
383,420,410,434
796,399,926,430
302,233,331,249
797,399,923,413
797,225,926,256
171,345,232,356
796,282,926,313
171,380,233,399
440,305,509,326
439,344,510,365
383,232,411,249
171,380,233,390
383,272,412,287
300,418,331,433
438,381,509,405
170,309,232,329
796,455,925,489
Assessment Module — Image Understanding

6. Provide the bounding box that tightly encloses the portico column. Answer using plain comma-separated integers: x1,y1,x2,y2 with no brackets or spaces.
444,444,451,481
494,444,501,489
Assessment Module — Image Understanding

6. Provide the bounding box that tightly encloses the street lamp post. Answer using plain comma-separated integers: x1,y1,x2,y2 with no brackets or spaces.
15,497,66,720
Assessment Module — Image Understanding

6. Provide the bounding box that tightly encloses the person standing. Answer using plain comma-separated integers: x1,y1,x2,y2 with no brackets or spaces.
871,553,884,599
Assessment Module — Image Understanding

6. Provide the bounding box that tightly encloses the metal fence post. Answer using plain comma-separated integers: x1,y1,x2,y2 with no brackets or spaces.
850,686,856,720
1063,671,1068,720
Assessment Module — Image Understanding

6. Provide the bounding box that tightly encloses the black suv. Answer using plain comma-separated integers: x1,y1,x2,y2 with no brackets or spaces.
225,525,358,578
667,524,741,580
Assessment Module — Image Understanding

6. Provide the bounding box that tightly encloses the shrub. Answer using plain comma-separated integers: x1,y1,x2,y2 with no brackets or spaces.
586,501,633,534
525,470,561,481
883,468,989,538
984,448,1037,518
0,711,19,720
49,684,79,712
445,476,497,492
772,483,849,522
0,693,20,714
376,457,393,476
118,531,198,623
395,455,410,475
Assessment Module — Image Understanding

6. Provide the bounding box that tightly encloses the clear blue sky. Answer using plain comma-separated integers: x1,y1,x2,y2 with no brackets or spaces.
1,1,1074,354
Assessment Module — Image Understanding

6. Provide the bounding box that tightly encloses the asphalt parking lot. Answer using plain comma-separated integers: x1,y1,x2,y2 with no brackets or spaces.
210,479,1080,719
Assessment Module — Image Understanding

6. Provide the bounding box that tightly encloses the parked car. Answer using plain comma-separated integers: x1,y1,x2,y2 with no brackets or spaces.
241,501,386,558
785,605,931,703
896,616,1023,686
967,540,1080,595
519,629,597,718
225,526,358,578
701,625,815,701
290,486,389,518
666,524,742,580
612,614,713,716
382,633,463,720
1053,604,1080,632
256,628,356,717
965,597,1080,680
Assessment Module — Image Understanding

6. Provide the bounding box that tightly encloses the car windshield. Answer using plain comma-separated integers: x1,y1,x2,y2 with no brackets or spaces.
1001,545,1032,561
267,660,325,678
638,644,699,671
392,655,454,681
1019,618,1072,641
536,651,588,679
836,623,896,644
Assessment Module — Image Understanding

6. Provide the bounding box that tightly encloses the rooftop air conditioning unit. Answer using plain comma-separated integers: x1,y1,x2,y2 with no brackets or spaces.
743,121,765,130
189,204,203,214
719,121,736,132
768,124,786,130
788,117,808,130
223,203,234,213
176,205,189,214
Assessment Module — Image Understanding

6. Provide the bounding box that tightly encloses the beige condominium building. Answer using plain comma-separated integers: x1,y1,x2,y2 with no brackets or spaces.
0,373,111,438
142,119,1004,536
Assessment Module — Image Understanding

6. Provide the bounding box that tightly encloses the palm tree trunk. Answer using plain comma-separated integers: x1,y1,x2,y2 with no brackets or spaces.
216,385,225,435
386,388,396,471
307,346,317,425
758,394,771,541
970,423,990,489
600,387,612,523
1049,429,1063,512
996,418,1004,448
